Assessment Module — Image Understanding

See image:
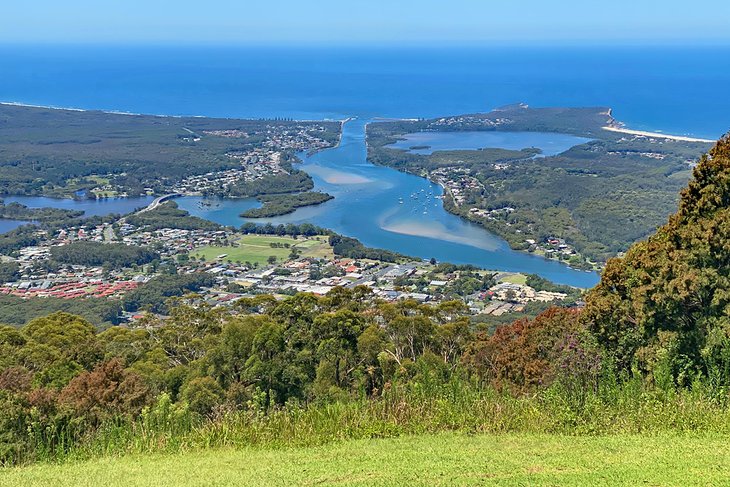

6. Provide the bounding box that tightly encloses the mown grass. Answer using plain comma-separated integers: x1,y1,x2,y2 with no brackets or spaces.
194,235,331,265
3,432,729,486
498,273,528,285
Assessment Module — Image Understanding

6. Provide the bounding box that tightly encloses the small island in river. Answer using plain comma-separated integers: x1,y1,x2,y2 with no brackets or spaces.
240,191,334,218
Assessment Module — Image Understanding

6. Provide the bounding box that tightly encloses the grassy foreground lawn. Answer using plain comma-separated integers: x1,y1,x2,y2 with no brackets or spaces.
194,235,332,266
3,433,729,486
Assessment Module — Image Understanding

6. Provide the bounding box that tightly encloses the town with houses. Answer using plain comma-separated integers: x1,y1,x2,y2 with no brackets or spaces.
430,166,584,265
85,122,337,199
0,209,572,324
0,115,585,326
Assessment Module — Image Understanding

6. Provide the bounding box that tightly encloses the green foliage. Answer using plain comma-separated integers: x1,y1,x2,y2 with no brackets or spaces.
0,104,339,197
122,273,215,313
0,200,83,223
23,312,96,352
227,160,315,198
126,201,221,231
366,106,712,263
471,300,555,333
241,191,333,218
0,261,20,282
50,241,158,268
240,222,330,237
328,235,406,262
525,273,575,294
0,225,43,255
5,134,730,468
0,295,121,327
438,270,495,298
0,280,727,466
181,377,225,417
584,134,730,385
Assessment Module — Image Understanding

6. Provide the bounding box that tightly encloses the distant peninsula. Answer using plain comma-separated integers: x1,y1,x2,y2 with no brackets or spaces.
367,104,714,270
0,103,341,211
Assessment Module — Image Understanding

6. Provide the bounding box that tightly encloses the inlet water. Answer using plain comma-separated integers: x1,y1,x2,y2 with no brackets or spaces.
176,119,599,287
3,196,155,217
3,46,723,286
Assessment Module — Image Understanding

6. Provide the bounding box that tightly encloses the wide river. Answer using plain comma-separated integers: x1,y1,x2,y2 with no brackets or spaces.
4,120,598,287
176,119,598,286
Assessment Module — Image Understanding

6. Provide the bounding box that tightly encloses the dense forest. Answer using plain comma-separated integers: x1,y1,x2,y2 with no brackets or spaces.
224,159,316,198
0,295,121,327
0,201,83,222
0,261,20,282
50,241,159,268
328,234,407,262
121,273,215,314
0,134,729,466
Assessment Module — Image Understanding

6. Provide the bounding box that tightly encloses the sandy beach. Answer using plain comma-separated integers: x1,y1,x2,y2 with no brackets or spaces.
602,126,714,143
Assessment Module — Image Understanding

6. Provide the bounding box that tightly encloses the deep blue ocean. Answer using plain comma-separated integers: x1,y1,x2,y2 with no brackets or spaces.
1,46,728,138
2,45,729,286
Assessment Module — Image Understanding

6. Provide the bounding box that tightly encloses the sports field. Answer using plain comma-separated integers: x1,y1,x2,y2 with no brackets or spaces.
193,234,332,266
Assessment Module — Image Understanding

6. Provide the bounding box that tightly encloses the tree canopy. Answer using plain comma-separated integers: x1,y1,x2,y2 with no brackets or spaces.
583,135,730,385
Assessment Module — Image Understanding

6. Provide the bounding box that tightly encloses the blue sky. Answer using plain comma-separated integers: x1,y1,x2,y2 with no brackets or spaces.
4,0,730,45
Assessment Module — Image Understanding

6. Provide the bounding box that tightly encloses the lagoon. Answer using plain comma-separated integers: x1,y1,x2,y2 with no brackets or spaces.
387,131,592,156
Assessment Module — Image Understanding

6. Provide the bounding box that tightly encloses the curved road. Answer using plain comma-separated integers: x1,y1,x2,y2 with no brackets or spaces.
114,193,183,231
136,193,182,214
